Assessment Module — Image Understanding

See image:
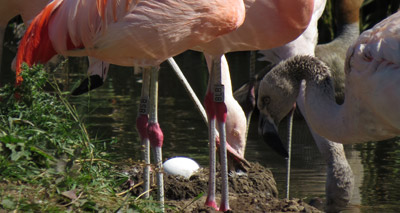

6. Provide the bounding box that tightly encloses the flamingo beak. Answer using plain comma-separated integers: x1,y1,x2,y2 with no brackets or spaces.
72,75,104,96
258,113,288,158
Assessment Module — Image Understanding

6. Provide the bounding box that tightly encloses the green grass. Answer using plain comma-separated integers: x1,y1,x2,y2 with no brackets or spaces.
0,64,166,212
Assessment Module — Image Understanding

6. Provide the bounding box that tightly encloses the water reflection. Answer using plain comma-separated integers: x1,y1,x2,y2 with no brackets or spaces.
2,49,400,211
355,139,400,212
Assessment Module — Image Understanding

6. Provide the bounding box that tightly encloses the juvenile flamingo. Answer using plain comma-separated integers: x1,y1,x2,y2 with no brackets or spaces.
15,0,246,211
256,0,326,157
257,12,400,205
257,41,400,142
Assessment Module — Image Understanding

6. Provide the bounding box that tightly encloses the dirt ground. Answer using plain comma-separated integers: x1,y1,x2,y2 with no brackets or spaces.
121,161,323,212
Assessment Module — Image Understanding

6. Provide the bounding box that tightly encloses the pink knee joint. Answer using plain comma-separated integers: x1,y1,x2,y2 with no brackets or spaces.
147,123,164,148
215,102,227,123
204,91,216,119
136,115,149,140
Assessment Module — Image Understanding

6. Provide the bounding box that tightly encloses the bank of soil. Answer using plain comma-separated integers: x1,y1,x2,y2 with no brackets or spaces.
120,161,322,212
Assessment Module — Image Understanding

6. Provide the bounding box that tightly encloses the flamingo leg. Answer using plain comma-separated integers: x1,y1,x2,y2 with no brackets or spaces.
285,104,295,199
204,91,218,209
204,56,230,211
212,57,229,212
136,68,151,198
147,66,165,211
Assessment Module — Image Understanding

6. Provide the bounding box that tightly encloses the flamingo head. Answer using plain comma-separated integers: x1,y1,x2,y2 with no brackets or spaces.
257,60,300,156
216,135,250,172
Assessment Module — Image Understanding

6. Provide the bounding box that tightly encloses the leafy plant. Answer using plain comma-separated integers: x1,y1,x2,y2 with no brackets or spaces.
0,64,164,212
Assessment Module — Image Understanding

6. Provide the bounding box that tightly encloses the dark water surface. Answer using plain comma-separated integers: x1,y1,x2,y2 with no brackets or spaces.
2,50,400,212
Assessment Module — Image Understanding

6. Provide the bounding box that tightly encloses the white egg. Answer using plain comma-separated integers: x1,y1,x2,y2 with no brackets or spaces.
163,157,200,179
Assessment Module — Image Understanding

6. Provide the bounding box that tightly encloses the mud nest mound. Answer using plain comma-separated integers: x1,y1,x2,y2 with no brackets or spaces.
120,161,322,212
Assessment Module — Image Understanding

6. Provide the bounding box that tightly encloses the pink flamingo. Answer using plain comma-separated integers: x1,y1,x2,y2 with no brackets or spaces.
15,0,246,211
191,0,314,210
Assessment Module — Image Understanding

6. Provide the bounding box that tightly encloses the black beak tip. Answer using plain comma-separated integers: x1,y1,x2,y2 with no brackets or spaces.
71,75,104,96
258,114,288,158
262,131,288,158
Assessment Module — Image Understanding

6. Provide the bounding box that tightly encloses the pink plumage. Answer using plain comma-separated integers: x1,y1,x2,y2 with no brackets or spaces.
16,0,246,84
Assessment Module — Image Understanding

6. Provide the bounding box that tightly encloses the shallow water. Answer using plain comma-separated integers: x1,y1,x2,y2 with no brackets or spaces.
2,50,400,212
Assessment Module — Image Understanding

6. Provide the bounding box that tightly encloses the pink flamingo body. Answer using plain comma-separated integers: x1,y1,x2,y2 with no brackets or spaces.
195,0,314,55
16,0,244,70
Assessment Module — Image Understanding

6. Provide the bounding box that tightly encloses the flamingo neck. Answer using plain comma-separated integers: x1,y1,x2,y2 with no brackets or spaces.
278,56,352,143
336,23,360,41
302,78,345,143
292,57,355,143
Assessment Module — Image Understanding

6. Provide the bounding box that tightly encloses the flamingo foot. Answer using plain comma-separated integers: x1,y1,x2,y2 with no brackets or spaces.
205,197,219,210
219,200,230,212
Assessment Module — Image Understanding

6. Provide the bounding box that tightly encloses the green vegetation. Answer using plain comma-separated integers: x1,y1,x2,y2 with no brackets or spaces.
0,64,164,212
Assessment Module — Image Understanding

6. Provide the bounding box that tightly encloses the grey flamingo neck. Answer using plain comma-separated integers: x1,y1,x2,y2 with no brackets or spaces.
273,56,352,143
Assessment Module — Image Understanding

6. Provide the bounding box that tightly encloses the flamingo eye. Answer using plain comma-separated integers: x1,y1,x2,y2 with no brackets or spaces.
232,129,239,137
363,52,372,62
262,96,271,108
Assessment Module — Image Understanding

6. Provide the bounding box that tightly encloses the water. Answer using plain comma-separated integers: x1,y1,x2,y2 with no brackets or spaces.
2,50,400,212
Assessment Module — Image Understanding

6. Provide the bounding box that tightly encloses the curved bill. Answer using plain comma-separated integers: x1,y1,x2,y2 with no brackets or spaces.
72,75,104,96
258,113,288,158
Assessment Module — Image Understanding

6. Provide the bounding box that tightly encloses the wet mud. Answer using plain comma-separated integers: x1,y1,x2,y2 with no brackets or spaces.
121,161,322,212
